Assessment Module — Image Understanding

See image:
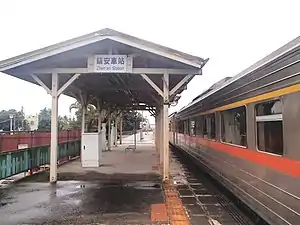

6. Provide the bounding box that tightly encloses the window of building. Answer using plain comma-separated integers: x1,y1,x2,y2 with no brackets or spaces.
203,113,216,139
221,106,247,146
255,100,283,155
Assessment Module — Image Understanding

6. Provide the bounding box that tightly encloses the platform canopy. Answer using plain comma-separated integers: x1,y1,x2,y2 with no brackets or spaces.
0,28,208,111
0,28,209,182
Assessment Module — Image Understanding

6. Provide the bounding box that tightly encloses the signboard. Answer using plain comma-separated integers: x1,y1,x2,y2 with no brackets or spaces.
18,144,28,149
88,55,132,73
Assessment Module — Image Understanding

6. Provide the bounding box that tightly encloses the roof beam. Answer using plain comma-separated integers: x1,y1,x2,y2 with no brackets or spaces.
30,74,51,95
140,74,163,97
132,68,202,75
57,73,81,96
31,67,201,75
33,68,88,74
170,74,193,96
149,93,161,105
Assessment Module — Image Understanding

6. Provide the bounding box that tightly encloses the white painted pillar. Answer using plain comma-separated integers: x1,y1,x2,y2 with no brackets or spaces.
50,72,59,183
98,109,102,161
159,107,164,166
140,129,143,141
111,121,114,146
163,72,169,181
158,110,160,159
134,117,137,151
157,109,162,165
119,115,123,145
175,120,178,144
98,111,101,133
81,106,86,134
140,112,144,141
113,120,117,147
80,104,86,166
154,115,157,147
157,111,160,153
101,123,107,151
108,113,112,151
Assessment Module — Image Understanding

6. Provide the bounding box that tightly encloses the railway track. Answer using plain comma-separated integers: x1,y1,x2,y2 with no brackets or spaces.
170,144,269,225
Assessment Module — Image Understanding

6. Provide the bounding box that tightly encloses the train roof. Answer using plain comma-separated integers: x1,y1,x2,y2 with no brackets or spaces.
177,36,300,116
192,76,232,102
168,112,177,118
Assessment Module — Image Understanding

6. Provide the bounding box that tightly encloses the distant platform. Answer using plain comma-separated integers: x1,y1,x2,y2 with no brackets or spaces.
56,132,159,182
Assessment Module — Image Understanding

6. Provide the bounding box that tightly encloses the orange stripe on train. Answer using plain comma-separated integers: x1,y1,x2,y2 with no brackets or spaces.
177,134,300,177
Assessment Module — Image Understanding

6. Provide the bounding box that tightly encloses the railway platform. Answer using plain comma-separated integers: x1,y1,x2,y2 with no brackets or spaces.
0,133,165,225
0,132,254,225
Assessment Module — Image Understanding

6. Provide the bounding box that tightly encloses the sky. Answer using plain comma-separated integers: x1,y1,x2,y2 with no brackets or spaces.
0,0,299,124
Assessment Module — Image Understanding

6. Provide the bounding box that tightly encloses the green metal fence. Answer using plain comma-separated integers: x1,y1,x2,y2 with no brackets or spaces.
0,140,81,179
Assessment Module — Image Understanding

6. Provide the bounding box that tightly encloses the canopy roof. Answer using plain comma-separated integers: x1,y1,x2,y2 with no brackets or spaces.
0,28,208,110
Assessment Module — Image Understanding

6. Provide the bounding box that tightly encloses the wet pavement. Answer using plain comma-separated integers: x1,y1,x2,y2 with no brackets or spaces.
0,179,164,225
0,133,167,225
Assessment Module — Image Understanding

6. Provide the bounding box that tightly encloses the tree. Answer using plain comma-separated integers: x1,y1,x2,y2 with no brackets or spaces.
0,107,30,131
38,108,77,131
58,115,71,130
122,110,143,131
69,101,98,131
38,107,51,131
68,101,146,132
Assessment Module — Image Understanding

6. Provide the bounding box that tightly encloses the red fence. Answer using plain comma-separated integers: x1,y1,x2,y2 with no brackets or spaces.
0,130,81,152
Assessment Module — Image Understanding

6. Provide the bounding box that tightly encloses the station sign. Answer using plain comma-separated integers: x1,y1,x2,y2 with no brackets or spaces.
88,55,133,73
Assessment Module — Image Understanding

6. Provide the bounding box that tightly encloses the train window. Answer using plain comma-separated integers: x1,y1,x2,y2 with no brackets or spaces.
184,120,189,135
178,121,184,133
256,100,282,116
196,116,203,136
203,116,207,136
190,119,196,136
210,114,216,139
203,114,216,139
255,100,283,155
221,106,247,146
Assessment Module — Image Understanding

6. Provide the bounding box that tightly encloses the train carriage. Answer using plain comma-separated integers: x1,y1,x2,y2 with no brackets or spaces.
170,37,300,225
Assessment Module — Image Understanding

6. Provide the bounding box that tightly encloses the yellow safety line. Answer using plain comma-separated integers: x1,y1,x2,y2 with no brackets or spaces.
163,179,190,225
